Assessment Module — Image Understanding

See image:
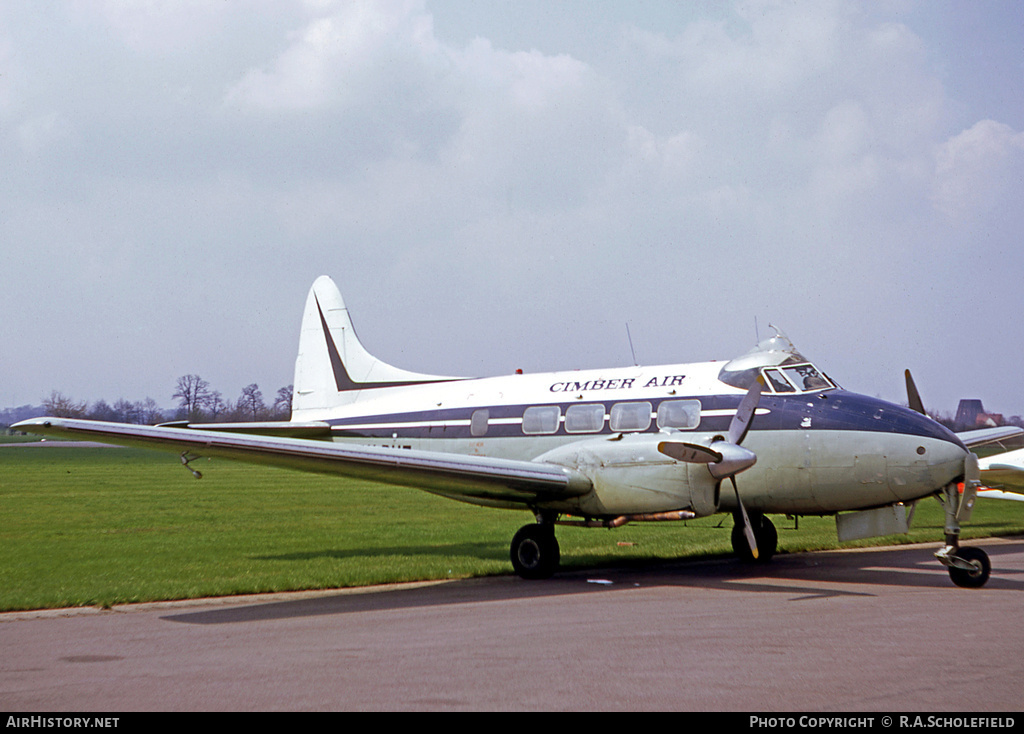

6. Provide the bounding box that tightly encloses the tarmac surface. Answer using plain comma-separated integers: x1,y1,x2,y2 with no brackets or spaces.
3,537,1024,712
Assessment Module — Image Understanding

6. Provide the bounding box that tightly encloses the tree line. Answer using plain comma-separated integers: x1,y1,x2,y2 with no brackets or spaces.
29,375,293,425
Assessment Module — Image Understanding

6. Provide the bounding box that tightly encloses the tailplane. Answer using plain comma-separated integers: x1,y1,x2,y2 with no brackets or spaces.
292,276,461,417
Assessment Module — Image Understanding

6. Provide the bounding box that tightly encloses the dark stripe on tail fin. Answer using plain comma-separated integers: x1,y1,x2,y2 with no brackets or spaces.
315,295,456,393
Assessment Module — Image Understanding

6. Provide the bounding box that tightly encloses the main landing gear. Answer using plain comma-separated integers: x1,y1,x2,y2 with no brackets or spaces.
510,520,560,580
731,511,777,563
934,481,991,589
510,511,782,579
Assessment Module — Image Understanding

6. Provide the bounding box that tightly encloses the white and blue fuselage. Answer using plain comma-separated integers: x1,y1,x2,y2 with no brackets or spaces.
289,277,968,520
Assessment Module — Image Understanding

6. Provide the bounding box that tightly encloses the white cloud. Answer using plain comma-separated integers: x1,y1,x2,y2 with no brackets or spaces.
932,119,1024,221
225,1,444,111
84,0,233,55
1,1,1023,414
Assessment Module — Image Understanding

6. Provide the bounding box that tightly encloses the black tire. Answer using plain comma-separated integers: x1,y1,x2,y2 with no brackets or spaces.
510,524,560,580
948,546,991,589
731,513,777,563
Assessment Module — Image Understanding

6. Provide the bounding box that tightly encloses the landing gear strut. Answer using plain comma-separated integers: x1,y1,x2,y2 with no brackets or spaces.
935,480,991,589
731,511,777,563
510,520,560,580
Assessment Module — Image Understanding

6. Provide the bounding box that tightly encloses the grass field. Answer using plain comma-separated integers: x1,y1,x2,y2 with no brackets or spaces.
2,444,1023,612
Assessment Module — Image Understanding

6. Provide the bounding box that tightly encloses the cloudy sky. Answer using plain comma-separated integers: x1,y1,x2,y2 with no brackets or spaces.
2,0,1023,419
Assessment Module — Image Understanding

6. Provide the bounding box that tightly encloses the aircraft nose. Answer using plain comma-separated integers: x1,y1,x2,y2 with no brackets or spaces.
928,436,970,482
887,407,969,501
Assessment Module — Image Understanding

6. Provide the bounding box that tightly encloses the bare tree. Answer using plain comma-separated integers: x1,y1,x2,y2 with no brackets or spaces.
87,399,116,421
138,397,165,425
273,384,293,419
238,383,265,420
112,398,142,424
173,374,210,421
43,391,87,418
204,390,228,421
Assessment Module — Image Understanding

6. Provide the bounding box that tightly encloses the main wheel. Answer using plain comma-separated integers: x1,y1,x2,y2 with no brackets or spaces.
510,523,560,579
731,512,777,563
948,546,990,589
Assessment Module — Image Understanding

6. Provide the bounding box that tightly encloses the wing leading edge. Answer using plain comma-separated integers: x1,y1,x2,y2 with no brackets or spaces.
12,418,592,510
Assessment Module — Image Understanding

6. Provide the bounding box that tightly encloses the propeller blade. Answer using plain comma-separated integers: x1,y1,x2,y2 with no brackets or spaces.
660,374,761,482
728,375,764,446
731,476,758,560
657,441,722,464
905,369,926,415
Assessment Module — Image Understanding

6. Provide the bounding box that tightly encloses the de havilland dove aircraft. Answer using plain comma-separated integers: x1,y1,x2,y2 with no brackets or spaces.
976,449,1024,501
15,276,1020,588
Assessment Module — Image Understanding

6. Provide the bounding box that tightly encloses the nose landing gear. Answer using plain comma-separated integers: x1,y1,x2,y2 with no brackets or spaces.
935,477,991,589
938,544,991,589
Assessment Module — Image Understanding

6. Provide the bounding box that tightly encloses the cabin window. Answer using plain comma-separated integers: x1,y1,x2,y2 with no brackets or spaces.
609,401,652,432
522,406,561,435
565,404,605,433
656,399,701,430
470,409,489,437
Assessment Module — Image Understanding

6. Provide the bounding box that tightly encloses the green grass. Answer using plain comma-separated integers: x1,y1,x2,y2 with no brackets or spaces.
2,445,1023,612
0,433,44,444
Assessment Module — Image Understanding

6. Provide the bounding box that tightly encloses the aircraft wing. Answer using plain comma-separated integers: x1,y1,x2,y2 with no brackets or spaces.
978,447,1024,496
11,417,592,509
978,489,1024,502
159,420,334,439
958,426,1024,448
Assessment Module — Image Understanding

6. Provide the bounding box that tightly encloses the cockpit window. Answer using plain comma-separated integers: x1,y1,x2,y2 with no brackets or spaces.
759,363,833,393
764,368,796,393
781,364,831,391
717,328,836,393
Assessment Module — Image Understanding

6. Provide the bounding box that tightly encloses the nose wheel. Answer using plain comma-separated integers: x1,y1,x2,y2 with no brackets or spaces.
935,479,991,588
938,545,991,589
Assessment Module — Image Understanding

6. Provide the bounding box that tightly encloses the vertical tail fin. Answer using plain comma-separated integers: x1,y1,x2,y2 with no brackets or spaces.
292,276,460,417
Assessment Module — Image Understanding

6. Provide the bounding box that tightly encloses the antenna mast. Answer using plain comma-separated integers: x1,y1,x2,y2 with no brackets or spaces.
626,323,638,366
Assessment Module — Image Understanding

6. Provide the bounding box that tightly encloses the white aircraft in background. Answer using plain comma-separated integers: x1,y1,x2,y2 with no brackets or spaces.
977,449,1024,500
15,276,1021,588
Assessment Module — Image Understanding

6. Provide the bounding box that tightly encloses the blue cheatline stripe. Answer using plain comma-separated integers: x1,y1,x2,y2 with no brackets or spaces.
324,391,963,446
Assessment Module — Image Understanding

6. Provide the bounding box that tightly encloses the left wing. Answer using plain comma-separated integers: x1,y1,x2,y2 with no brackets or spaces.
12,417,592,510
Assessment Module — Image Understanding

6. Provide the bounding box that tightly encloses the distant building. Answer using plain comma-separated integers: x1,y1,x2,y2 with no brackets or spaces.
954,399,1004,431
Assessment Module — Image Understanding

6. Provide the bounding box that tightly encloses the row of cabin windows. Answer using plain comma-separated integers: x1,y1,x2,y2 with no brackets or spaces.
469,399,702,437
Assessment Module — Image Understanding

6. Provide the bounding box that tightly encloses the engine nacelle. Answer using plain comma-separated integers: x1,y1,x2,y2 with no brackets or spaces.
536,433,720,518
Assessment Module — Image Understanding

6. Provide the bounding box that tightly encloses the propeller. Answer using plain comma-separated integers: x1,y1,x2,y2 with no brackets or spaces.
658,375,764,557
905,369,926,415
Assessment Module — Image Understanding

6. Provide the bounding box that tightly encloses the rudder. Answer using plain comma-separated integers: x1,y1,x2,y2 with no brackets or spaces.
292,276,459,417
